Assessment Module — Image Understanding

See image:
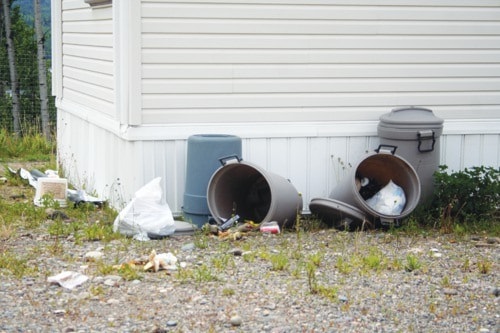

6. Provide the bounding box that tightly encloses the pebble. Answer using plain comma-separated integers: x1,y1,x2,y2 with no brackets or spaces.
106,298,120,305
166,320,177,327
443,288,458,295
230,315,242,326
103,275,122,287
229,248,243,256
339,295,348,303
85,251,103,261
182,243,195,251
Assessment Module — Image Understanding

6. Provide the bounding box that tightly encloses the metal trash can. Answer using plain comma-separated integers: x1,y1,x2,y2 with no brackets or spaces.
182,134,242,227
378,107,443,203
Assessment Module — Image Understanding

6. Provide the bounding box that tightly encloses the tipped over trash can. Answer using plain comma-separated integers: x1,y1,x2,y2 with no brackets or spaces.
207,157,303,227
310,146,421,229
182,134,242,227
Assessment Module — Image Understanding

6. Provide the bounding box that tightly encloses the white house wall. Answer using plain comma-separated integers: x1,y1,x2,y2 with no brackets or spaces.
140,0,500,124
53,0,500,215
58,0,115,119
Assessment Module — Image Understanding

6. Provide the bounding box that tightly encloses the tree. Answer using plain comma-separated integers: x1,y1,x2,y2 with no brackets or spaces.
34,0,49,139
1,0,21,135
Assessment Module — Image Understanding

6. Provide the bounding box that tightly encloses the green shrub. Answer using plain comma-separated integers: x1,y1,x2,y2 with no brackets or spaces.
431,165,499,224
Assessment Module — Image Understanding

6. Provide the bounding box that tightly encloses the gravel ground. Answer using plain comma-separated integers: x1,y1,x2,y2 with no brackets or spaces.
0,164,498,332
1,221,498,333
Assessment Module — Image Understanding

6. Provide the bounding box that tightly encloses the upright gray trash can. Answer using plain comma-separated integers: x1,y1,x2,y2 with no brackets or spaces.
182,134,242,227
378,107,443,203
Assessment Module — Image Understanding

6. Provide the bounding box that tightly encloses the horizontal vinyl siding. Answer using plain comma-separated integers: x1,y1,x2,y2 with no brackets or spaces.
61,0,115,118
140,0,500,124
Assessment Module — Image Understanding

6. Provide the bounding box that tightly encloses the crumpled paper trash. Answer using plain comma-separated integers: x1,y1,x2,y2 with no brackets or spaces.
143,250,178,272
47,271,89,289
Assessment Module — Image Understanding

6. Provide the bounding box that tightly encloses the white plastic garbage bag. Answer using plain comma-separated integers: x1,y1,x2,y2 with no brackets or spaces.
366,180,406,216
113,177,175,240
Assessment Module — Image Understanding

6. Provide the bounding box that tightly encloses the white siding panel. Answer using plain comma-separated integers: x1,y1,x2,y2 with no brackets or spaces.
64,55,114,75
481,135,500,167
143,50,500,64
142,92,500,109
63,21,113,34
143,35,500,50
64,67,114,89
61,1,115,120
63,45,113,61
63,89,115,117
64,78,114,102
141,0,500,124
144,19,499,36
143,64,500,79
143,78,500,94
63,33,113,47
142,3,500,21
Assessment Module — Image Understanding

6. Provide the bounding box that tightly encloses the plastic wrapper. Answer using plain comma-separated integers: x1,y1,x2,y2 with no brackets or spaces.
113,177,175,240
365,180,406,216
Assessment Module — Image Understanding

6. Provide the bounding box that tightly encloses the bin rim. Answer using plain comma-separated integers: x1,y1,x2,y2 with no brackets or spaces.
309,197,368,226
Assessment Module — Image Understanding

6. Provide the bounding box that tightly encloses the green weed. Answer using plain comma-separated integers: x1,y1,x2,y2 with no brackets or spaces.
269,252,289,271
404,254,422,272
117,263,142,281
0,251,37,278
477,260,492,274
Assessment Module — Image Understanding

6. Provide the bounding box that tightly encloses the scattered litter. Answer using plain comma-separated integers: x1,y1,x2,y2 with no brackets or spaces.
9,167,105,207
66,189,105,207
113,177,175,241
34,177,68,208
204,219,261,240
47,271,89,290
365,180,406,215
220,214,240,230
260,221,280,234
143,250,178,272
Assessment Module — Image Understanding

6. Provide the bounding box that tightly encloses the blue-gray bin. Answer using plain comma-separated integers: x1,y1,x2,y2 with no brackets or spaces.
182,134,242,227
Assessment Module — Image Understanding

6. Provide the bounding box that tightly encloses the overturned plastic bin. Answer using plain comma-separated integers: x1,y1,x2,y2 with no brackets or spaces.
182,134,242,227
378,107,443,203
207,157,303,227
310,146,421,229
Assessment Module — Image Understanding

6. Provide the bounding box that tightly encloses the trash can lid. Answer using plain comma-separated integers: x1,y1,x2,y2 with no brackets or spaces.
309,197,368,228
378,107,444,140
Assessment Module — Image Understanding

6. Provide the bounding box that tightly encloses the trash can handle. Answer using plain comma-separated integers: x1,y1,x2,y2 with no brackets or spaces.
219,155,242,166
375,144,397,155
417,130,436,153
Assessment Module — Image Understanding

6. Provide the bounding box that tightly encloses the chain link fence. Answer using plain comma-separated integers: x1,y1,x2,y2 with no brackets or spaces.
0,53,56,133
